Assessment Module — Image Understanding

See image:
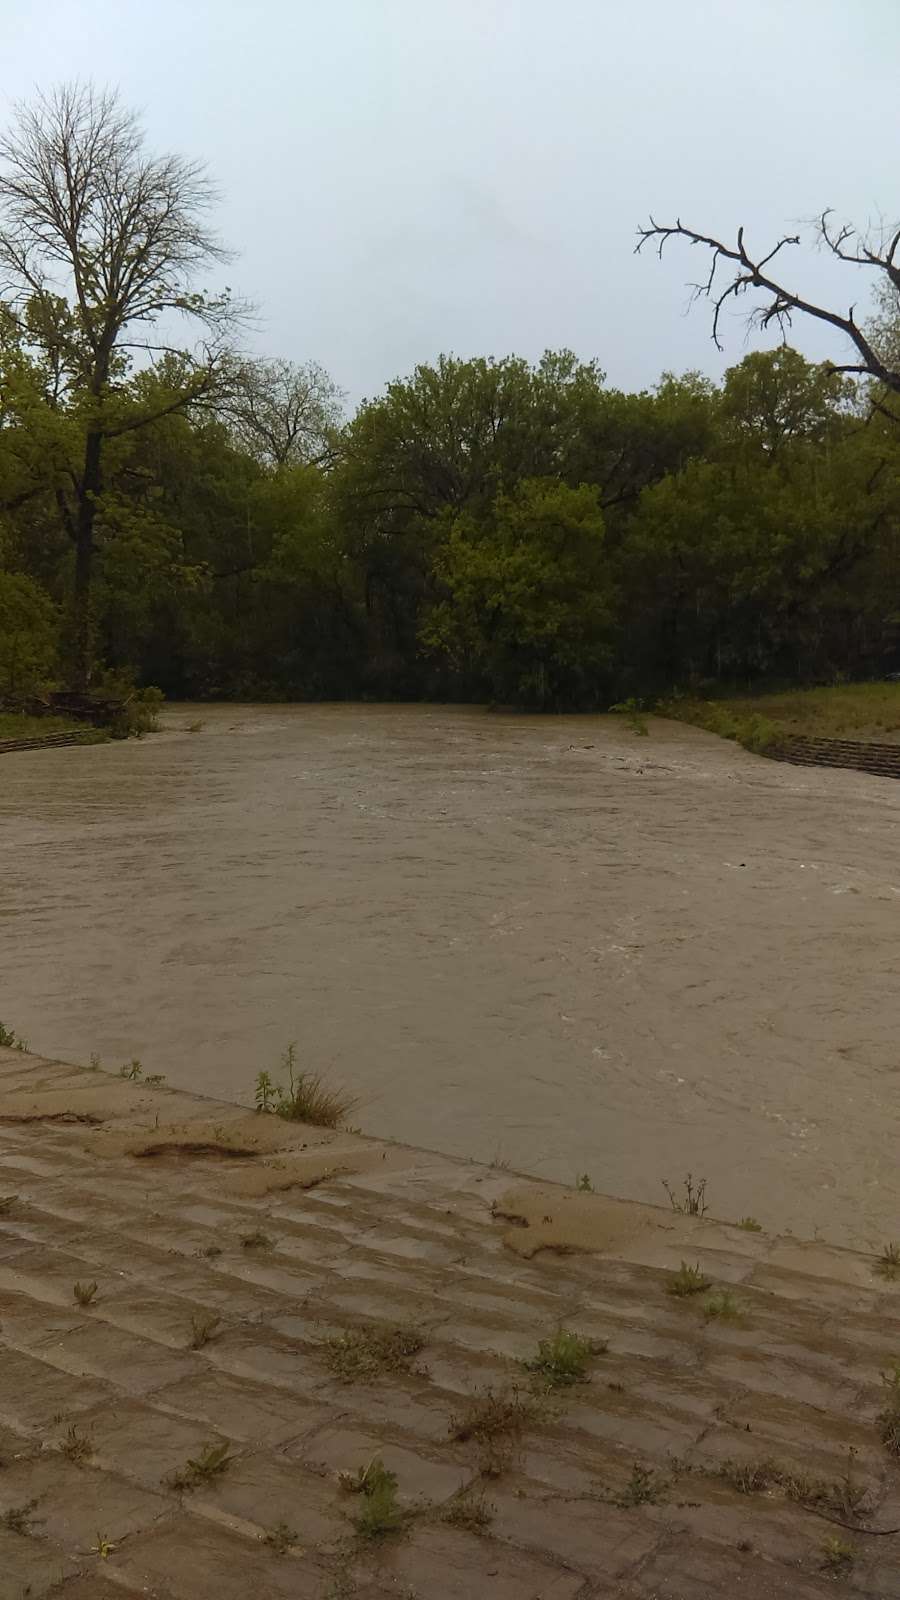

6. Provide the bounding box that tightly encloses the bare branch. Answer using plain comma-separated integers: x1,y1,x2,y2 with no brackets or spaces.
636,211,900,396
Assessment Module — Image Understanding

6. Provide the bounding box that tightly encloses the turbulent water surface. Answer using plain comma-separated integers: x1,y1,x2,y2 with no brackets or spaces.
2,702,900,1248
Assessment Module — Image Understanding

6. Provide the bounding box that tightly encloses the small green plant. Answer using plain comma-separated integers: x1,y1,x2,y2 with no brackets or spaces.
702,1289,743,1323
322,1324,424,1383
449,1385,544,1478
662,1173,708,1215
440,1488,494,1531
875,1242,900,1281
345,1458,404,1540
2,1499,40,1535
119,1058,143,1081
830,1448,870,1520
525,1329,602,1388
0,1022,27,1050
262,1520,296,1554
576,1173,593,1192
59,1423,91,1462
189,1312,222,1349
738,1216,762,1232
240,1229,273,1251
254,1070,277,1113
878,1359,900,1456
449,1385,542,1445
610,696,650,735
717,1458,779,1494
109,683,164,738
821,1535,854,1570
666,1261,711,1298
165,1440,232,1492
91,1532,117,1559
267,1043,358,1128
73,1280,99,1307
615,1463,667,1507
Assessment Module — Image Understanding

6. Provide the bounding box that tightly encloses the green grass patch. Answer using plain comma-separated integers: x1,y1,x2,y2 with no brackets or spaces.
0,711,96,740
660,681,900,753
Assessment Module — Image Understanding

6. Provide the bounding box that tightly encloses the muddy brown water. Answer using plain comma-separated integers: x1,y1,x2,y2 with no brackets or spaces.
2,702,900,1248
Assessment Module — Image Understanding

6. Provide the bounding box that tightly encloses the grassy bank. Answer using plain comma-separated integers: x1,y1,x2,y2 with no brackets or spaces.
0,711,107,741
659,682,900,754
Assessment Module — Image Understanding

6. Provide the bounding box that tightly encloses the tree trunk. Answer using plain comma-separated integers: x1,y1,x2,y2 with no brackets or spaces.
70,429,102,691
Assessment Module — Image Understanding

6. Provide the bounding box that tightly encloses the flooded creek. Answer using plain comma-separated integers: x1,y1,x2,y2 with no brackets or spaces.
2,701,900,1248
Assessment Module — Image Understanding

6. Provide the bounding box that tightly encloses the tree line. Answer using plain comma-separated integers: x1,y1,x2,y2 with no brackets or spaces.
2,84,900,712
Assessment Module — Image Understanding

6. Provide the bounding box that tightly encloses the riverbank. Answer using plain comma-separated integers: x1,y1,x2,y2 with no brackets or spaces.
2,1044,899,1597
660,681,900,754
0,710,106,739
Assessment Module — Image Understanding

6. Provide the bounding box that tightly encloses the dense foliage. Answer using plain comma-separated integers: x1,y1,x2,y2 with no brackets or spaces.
2,87,900,712
4,337,900,710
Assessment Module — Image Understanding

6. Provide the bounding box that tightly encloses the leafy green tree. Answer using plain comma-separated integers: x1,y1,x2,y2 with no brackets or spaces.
423,479,615,707
0,83,238,687
624,352,900,686
0,569,58,694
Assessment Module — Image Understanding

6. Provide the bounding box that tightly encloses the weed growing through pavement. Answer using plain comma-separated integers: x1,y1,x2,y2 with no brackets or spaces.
615,1463,667,1507
59,1423,92,1462
240,1229,273,1250
662,1173,708,1215
165,1441,232,1492
878,1360,900,1457
440,1488,495,1531
341,1458,405,1540
322,1324,424,1383
254,1043,358,1128
875,1242,900,1281
821,1535,855,1570
449,1385,546,1477
666,1262,711,1298
702,1289,743,1323
262,1521,297,1554
189,1312,222,1349
2,1500,40,1535
525,1329,603,1388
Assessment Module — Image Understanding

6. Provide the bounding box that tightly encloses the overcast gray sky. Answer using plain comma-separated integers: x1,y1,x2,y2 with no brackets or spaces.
4,0,899,404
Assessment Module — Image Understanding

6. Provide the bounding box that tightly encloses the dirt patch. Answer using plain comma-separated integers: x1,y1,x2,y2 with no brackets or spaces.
0,1110,104,1126
223,1155,355,1198
87,1113,336,1162
493,1183,770,1267
134,1141,258,1161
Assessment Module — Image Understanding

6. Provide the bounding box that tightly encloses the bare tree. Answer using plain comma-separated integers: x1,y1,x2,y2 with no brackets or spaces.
636,210,900,401
0,82,239,686
223,357,345,468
